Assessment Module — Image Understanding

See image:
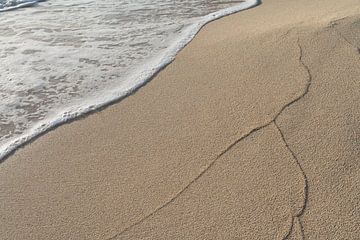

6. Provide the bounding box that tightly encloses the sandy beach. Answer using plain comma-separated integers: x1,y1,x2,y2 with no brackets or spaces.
1,0,360,239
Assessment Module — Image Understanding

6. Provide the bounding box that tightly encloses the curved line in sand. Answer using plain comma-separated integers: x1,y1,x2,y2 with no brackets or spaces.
106,33,311,240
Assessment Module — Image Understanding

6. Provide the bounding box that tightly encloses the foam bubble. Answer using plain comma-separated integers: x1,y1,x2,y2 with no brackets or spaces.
0,0,45,12
0,0,260,161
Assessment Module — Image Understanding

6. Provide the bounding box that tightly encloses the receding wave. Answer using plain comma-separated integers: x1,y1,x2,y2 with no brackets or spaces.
0,0,260,162
0,0,44,12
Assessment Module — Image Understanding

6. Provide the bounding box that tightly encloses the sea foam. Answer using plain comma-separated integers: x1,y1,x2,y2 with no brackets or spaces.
0,0,260,161
0,0,44,12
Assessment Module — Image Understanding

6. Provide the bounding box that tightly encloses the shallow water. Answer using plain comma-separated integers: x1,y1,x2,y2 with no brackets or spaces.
0,0,258,160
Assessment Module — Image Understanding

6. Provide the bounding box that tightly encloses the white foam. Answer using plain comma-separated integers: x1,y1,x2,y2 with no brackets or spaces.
0,0,43,12
0,0,260,161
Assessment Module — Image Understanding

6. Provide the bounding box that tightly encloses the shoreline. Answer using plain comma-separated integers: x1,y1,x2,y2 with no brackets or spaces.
1,0,360,239
0,0,260,164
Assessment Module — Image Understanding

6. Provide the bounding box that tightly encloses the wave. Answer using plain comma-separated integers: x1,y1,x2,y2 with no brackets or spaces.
0,0,45,12
0,0,261,162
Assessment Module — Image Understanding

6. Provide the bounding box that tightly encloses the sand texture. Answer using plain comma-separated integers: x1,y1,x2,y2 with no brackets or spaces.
1,0,360,239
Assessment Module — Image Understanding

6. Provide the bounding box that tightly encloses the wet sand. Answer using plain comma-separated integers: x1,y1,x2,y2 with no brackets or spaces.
1,0,360,239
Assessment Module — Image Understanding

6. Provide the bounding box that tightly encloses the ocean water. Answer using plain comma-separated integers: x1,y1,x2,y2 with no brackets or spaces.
0,0,42,12
0,0,259,160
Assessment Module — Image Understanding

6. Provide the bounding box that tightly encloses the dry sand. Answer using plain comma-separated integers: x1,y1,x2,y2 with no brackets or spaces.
1,0,360,239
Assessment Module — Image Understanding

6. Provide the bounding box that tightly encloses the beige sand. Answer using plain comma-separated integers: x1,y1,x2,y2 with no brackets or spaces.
1,0,360,239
